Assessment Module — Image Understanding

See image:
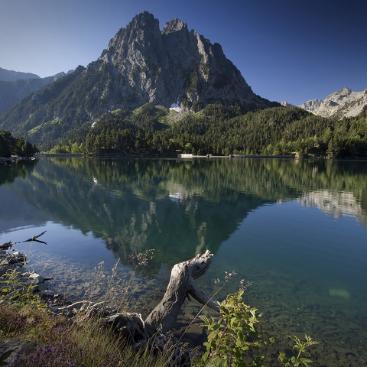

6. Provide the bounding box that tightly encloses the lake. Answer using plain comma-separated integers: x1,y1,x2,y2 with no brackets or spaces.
1,157,367,366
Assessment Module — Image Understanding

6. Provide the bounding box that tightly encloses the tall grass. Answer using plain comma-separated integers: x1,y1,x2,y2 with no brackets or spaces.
0,267,171,367
0,303,171,367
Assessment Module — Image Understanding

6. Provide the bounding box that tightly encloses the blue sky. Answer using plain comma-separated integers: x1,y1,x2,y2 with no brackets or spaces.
0,0,366,104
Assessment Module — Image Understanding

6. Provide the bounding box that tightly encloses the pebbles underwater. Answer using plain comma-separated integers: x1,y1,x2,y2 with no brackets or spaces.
2,242,367,366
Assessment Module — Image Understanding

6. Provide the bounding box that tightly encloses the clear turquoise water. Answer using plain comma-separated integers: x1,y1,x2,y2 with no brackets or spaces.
1,158,367,366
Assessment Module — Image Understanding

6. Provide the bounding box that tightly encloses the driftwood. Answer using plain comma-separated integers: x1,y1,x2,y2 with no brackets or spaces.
22,231,47,244
0,231,47,251
2,232,214,342
66,250,218,346
1,238,216,365
145,249,219,333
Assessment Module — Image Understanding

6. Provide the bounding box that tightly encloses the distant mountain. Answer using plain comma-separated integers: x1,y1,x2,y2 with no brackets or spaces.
0,11,275,145
0,73,65,113
300,87,367,119
0,67,40,82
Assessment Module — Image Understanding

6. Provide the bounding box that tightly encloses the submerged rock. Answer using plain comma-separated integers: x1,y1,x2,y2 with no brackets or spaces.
24,272,52,285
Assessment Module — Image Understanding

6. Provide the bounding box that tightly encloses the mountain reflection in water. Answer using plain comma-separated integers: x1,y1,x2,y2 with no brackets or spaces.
1,158,366,264
1,158,367,367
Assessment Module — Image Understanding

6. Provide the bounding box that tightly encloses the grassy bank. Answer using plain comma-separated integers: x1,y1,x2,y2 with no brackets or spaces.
0,246,318,367
0,270,170,367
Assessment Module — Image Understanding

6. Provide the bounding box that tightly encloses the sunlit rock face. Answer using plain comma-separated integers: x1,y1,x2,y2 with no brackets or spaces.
0,11,275,145
300,87,367,119
98,11,270,110
299,190,366,224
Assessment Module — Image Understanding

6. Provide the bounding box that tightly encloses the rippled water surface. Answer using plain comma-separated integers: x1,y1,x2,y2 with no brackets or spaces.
1,158,367,366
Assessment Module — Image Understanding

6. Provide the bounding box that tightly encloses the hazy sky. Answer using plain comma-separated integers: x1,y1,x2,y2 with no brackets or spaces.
0,0,366,104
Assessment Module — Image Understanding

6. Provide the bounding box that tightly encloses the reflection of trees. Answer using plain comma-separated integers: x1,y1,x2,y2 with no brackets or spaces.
0,161,36,186
5,158,367,265
48,158,367,207
273,160,367,224
11,159,271,265
0,161,45,232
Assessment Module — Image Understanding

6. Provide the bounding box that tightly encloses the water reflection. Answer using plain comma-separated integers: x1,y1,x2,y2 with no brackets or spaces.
299,190,367,223
1,158,367,265
1,158,367,366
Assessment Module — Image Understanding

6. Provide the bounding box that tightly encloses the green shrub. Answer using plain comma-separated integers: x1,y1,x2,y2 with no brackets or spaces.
201,289,264,366
278,335,318,367
200,289,318,367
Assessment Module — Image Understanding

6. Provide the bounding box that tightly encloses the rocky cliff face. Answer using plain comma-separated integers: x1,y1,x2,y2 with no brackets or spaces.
0,12,273,144
98,11,267,109
300,87,367,119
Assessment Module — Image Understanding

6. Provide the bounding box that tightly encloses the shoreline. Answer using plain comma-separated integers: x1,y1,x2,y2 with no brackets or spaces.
0,156,37,166
0,242,65,310
38,152,367,161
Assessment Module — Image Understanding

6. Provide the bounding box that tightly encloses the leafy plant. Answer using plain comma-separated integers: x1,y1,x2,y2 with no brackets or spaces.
201,290,318,367
278,335,318,367
201,289,264,367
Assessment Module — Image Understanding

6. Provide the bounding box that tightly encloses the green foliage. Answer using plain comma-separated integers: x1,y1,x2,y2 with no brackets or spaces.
0,270,46,310
0,270,170,367
0,302,170,367
201,290,264,367
54,104,367,158
278,336,318,367
200,290,318,367
49,142,83,154
0,130,38,157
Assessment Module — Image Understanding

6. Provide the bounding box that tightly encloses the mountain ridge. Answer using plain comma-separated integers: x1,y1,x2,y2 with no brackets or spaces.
300,87,367,119
0,73,66,113
0,67,40,82
0,11,276,145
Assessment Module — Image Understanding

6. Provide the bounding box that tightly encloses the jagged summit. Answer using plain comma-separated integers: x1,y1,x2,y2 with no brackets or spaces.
0,11,275,144
336,87,352,94
98,11,268,109
300,87,367,119
163,18,188,33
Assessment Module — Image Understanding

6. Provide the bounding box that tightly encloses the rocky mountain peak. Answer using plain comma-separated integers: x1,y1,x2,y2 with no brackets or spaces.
129,11,159,29
98,11,270,109
0,11,275,144
337,87,352,95
105,11,161,53
163,18,188,34
300,87,367,119
329,87,352,100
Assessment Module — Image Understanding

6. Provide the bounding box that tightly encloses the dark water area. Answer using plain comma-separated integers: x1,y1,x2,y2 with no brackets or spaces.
1,157,367,366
